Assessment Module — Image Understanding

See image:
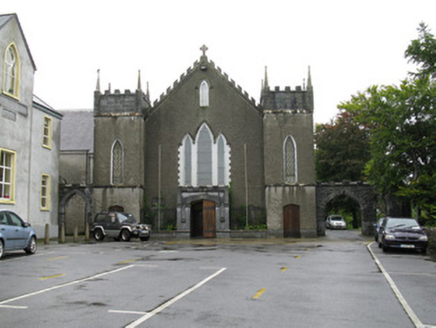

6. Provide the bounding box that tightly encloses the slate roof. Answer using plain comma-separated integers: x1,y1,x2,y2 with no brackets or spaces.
58,110,94,152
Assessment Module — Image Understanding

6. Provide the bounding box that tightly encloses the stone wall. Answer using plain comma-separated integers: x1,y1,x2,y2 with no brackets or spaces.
427,228,436,254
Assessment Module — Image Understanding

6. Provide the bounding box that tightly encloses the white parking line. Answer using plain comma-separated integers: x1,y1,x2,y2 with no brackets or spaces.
0,305,28,309
125,267,227,328
367,242,429,328
109,310,148,315
0,265,135,306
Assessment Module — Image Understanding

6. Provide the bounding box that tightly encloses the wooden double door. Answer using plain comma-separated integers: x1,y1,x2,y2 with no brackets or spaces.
191,200,216,238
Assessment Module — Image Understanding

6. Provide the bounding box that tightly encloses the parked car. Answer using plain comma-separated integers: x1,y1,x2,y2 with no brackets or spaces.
373,218,384,242
0,209,37,259
325,215,347,230
377,217,428,253
91,212,151,242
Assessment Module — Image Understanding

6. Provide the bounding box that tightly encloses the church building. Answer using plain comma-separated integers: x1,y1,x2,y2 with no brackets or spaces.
61,46,317,238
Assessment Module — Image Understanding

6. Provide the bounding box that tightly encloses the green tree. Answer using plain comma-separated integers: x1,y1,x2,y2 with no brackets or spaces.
315,110,371,182
405,22,436,80
339,23,436,224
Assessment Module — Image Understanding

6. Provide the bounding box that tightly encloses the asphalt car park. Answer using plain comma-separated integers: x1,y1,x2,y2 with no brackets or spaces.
1,231,435,328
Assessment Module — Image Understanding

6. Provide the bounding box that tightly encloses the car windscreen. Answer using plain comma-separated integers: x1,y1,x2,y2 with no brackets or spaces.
386,219,419,228
331,216,343,221
117,213,137,224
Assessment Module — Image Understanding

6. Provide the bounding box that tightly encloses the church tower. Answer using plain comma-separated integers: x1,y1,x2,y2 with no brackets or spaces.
92,71,151,217
261,67,317,237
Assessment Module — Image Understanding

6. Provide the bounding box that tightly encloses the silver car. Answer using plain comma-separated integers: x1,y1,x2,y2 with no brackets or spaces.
325,215,347,230
0,209,37,259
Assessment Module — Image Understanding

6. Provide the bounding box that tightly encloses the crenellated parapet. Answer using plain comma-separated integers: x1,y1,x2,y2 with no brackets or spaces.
261,85,313,113
94,88,150,118
260,66,314,113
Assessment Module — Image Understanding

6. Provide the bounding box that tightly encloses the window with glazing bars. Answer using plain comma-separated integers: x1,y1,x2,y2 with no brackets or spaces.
41,174,50,210
284,136,297,183
0,149,15,201
111,140,123,184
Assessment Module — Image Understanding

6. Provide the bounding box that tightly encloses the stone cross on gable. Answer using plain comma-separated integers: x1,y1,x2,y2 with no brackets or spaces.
200,44,208,56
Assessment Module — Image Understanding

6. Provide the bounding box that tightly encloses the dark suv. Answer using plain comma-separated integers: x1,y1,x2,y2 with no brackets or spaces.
91,212,151,242
377,217,428,253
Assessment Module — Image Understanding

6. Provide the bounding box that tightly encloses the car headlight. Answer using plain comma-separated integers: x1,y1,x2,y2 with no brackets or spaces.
419,235,428,241
385,234,395,240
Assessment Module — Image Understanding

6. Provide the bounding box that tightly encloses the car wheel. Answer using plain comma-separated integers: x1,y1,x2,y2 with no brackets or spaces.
382,244,389,252
0,240,4,259
120,229,131,242
25,236,37,255
378,241,382,249
93,229,105,241
140,236,149,241
421,248,427,255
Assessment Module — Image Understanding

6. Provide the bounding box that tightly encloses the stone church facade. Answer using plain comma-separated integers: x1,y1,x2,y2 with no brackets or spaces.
62,47,317,238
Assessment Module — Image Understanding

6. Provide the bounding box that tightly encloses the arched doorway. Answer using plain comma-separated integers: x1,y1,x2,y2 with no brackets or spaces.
283,204,301,238
59,187,92,237
191,200,216,238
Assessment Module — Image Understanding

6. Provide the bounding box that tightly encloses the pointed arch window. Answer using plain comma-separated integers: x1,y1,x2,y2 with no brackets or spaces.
178,124,231,187
111,140,123,185
284,135,297,183
199,80,209,107
197,124,213,185
217,136,225,185
183,136,193,186
3,43,19,98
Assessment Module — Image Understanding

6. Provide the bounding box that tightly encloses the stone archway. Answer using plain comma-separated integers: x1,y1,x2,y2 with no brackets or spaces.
59,186,93,237
316,182,377,236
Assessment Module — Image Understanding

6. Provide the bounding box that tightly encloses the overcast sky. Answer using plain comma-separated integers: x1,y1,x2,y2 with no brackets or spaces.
4,0,436,124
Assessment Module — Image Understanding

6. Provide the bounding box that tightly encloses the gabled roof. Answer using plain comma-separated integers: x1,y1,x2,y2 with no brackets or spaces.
151,54,259,112
58,110,94,152
0,13,36,71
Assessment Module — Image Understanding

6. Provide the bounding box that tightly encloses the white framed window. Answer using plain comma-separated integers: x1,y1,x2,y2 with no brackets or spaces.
40,174,50,210
284,135,297,183
199,80,209,107
178,123,231,186
3,43,19,98
0,148,15,203
111,140,123,185
181,135,193,186
43,116,53,149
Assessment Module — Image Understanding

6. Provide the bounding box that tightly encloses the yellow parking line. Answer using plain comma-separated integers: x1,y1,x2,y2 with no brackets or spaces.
252,288,266,300
117,259,137,264
39,273,66,280
47,256,69,261
294,255,300,259
281,267,287,272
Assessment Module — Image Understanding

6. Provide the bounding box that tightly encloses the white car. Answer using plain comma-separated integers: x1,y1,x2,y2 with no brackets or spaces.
326,215,347,230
